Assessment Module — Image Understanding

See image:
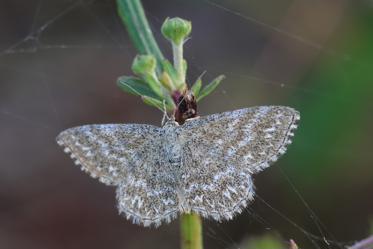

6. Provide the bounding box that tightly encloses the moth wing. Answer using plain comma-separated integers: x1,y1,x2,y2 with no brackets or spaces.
178,106,300,221
56,124,160,186
57,123,180,227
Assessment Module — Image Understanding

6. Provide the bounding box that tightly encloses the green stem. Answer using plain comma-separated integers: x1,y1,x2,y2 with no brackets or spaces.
180,214,203,249
172,42,184,86
116,0,164,69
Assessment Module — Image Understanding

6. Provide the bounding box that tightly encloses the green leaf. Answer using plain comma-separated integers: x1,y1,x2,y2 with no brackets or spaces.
197,75,225,102
191,72,205,98
166,94,176,111
116,0,164,73
141,95,175,111
161,59,178,82
141,96,164,110
164,92,176,111
143,74,164,98
117,76,161,100
159,72,174,91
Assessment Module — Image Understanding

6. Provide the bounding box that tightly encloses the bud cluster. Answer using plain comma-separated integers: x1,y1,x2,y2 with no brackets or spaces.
117,17,224,113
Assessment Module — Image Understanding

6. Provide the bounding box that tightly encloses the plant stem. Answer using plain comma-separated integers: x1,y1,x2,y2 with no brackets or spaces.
180,213,203,249
172,42,184,86
175,108,202,249
116,0,164,69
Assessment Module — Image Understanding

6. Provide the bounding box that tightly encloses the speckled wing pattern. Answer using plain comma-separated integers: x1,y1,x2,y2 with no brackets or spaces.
56,106,300,227
56,124,161,185
56,124,181,227
178,106,300,221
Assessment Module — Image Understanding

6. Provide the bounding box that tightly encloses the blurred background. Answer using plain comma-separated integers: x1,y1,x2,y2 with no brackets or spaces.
1,0,372,248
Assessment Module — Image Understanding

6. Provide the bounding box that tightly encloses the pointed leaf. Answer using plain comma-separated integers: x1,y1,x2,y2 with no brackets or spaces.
117,76,161,100
161,59,178,82
191,72,205,97
160,72,174,91
197,75,225,102
141,96,164,110
191,78,202,98
143,74,164,98
164,93,176,111
162,59,186,90
142,95,174,111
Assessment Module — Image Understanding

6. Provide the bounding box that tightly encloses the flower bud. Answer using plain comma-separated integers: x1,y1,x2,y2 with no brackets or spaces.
161,17,191,45
131,54,156,76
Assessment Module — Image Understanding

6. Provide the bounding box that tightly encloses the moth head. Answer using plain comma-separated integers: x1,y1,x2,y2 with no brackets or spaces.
173,90,197,125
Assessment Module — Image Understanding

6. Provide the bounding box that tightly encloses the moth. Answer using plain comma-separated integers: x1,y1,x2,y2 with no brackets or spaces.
56,106,300,227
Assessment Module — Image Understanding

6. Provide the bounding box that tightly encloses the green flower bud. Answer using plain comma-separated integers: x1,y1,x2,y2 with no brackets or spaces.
131,54,156,76
161,17,191,45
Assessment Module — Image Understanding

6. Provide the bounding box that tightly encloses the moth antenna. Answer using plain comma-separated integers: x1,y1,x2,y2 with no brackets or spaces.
161,100,172,126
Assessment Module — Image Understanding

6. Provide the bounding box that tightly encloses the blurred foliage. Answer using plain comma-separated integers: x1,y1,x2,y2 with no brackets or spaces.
237,234,288,249
287,4,373,184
